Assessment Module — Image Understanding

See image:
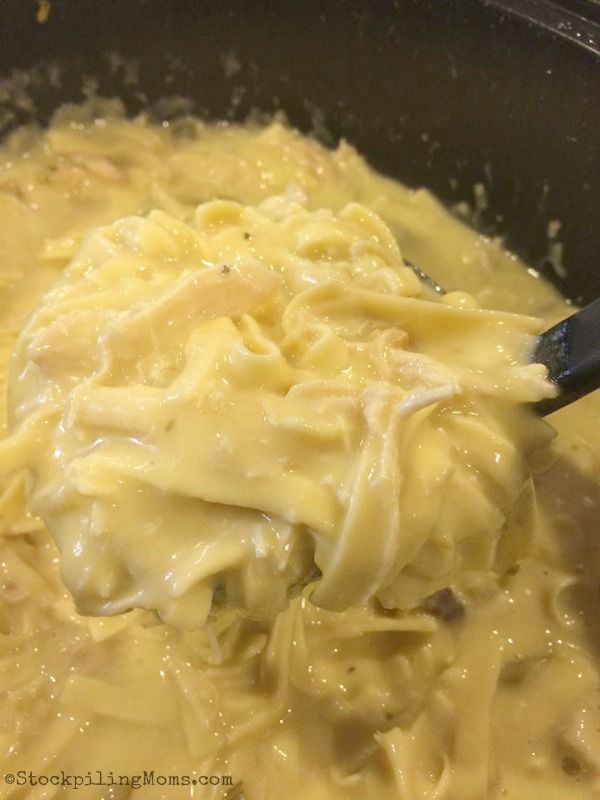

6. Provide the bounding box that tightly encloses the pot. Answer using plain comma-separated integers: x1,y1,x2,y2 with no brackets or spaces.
1,0,598,302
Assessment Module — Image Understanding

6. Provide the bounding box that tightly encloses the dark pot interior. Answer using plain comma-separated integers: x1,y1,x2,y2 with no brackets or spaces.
1,0,598,303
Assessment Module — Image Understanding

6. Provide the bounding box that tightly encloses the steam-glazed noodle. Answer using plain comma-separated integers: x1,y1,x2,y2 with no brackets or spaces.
1,186,554,626
0,112,599,799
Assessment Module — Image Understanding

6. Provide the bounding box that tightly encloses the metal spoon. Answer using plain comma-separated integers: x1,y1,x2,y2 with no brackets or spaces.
405,261,600,415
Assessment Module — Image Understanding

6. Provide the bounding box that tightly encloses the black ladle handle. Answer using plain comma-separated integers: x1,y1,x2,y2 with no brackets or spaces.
534,298,600,415
404,261,599,416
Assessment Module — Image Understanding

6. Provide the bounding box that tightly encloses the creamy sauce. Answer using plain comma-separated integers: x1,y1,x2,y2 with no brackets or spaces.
0,113,599,799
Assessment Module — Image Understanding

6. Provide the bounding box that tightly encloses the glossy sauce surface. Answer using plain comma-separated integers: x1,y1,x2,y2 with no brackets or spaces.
0,113,599,800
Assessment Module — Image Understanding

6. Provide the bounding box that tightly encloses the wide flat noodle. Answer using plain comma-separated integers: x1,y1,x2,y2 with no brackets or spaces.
0,116,598,800
0,189,554,626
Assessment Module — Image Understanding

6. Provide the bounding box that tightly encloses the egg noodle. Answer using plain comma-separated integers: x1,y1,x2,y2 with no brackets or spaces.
0,111,599,799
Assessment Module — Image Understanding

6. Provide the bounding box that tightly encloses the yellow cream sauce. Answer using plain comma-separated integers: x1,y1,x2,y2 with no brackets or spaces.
0,111,599,800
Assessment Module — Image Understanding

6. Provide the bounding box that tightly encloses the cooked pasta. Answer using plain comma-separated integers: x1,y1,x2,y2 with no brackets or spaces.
0,187,554,627
0,110,598,799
